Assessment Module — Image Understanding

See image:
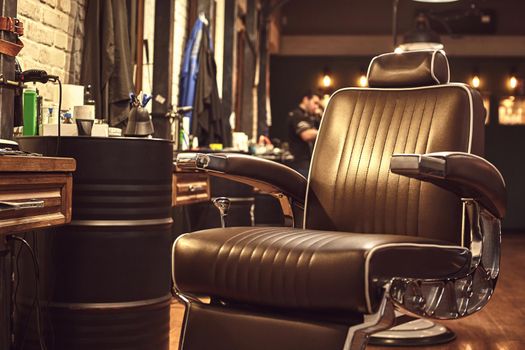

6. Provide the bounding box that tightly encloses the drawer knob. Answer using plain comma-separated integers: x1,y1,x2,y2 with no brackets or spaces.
188,184,205,193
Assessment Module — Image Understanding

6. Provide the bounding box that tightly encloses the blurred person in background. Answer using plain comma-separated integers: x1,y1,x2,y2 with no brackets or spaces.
287,91,322,177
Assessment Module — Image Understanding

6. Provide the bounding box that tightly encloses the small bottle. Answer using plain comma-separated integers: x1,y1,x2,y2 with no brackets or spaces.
84,84,97,121
84,84,95,105
22,86,38,136
36,93,42,135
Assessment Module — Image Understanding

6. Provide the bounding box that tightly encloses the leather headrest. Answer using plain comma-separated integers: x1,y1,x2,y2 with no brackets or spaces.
367,50,450,88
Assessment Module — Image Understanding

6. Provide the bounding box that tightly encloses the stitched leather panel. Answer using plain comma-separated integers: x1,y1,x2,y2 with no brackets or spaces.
174,227,469,313
306,86,485,245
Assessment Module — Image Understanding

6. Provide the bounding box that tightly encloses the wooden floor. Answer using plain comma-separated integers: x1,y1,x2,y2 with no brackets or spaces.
169,233,525,349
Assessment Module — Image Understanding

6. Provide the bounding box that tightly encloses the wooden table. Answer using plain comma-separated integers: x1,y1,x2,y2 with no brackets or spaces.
0,155,75,349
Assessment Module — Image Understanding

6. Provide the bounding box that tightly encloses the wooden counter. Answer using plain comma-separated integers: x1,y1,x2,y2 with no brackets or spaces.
0,154,75,350
0,155,76,236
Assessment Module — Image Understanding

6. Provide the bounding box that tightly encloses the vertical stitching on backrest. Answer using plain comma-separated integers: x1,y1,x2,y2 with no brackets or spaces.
370,94,398,232
381,93,407,233
332,91,360,215
339,90,372,228
405,93,428,234
347,91,379,231
394,92,418,233
360,91,389,232
416,94,438,237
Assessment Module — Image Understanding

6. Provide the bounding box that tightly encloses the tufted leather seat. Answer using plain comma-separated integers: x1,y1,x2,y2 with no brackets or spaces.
174,227,470,314
172,50,506,350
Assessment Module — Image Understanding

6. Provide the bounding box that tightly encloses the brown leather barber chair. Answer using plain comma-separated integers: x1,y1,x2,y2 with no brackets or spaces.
172,50,506,350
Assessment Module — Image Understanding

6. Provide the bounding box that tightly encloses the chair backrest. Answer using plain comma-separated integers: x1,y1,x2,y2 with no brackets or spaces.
304,50,486,245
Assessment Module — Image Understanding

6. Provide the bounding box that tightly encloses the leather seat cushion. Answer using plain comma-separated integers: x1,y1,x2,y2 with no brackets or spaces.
173,227,471,314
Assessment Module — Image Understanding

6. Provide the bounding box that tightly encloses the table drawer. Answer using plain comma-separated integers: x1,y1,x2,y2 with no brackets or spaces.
173,173,210,206
0,173,72,235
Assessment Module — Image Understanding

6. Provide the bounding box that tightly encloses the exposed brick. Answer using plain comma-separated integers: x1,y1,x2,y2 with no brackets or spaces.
50,67,63,80
20,39,41,61
57,0,71,13
40,0,57,8
54,32,67,50
27,21,54,46
44,10,68,30
37,45,52,63
49,47,66,68
18,0,43,21
18,0,86,85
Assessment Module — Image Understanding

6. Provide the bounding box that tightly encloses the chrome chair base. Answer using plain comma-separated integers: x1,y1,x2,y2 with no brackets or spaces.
369,318,455,347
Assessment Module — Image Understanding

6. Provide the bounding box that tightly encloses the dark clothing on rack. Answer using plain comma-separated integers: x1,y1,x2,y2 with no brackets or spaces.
81,0,134,127
287,107,319,177
191,25,231,147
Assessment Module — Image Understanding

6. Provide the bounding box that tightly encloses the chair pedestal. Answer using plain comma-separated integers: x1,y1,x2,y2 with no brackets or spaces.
369,318,456,347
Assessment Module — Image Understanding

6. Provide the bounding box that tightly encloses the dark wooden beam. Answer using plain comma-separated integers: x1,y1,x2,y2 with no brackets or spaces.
257,1,270,137
151,0,175,139
239,0,257,137
222,0,235,124
134,0,145,94
0,1,17,345
0,0,17,140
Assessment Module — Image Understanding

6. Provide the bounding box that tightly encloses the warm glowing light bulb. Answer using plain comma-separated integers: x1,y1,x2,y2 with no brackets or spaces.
394,47,404,54
509,76,518,89
471,75,480,88
322,74,332,88
359,75,368,87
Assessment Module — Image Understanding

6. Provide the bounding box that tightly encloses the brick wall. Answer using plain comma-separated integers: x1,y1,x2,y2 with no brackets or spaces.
17,0,86,98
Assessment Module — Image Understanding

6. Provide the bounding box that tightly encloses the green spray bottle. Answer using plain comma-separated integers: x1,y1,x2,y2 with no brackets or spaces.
23,86,37,136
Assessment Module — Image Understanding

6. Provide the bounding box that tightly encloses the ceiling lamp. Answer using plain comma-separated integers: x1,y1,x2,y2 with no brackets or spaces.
358,67,368,87
470,68,481,89
399,13,443,50
392,0,459,50
322,74,332,88
508,76,518,90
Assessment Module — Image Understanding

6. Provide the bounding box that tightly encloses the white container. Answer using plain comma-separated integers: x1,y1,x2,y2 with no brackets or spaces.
91,123,109,137
40,123,78,136
73,105,95,120
54,84,84,111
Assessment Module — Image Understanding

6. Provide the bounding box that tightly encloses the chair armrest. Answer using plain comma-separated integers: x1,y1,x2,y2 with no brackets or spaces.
175,152,307,203
390,152,506,219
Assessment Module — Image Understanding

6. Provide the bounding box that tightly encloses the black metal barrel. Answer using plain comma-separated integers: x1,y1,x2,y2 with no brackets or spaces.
17,136,173,350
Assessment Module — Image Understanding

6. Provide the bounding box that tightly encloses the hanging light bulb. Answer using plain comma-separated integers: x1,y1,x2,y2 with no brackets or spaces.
507,68,519,90
470,69,481,89
322,74,332,88
359,75,368,87
471,76,480,88
508,76,518,90
357,67,368,87
321,67,333,89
